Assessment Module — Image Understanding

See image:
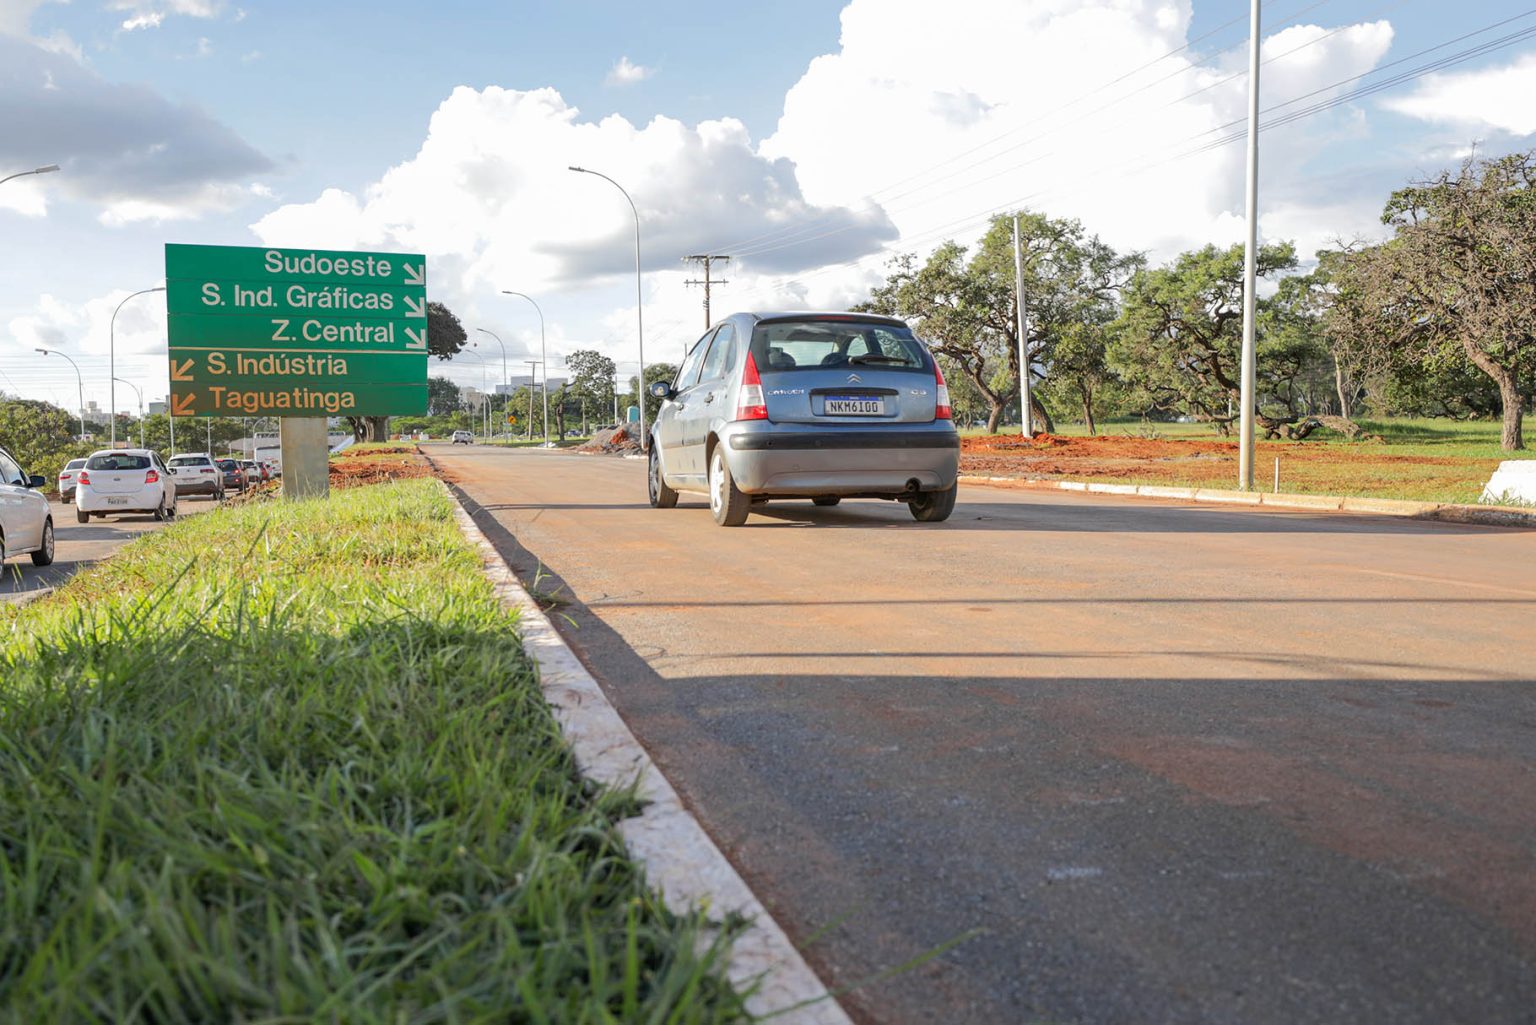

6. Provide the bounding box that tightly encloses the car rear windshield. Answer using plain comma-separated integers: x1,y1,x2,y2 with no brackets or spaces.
168,456,210,466
86,454,150,471
750,319,930,374
218,459,239,470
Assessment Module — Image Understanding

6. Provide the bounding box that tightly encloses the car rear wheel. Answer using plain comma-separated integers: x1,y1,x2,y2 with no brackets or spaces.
908,484,957,523
76,508,89,524
708,448,750,527
31,519,55,566
154,497,167,522
648,442,678,509
811,496,841,507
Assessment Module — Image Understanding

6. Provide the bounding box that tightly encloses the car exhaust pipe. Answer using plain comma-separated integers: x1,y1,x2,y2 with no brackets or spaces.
905,478,921,493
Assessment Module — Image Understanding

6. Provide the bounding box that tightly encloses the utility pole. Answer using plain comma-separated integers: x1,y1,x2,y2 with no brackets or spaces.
683,254,731,331
613,369,621,423
524,360,539,439
1238,0,1262,490
1013,216,1033,439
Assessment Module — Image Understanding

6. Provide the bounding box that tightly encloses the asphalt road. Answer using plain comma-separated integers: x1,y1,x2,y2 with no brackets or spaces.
431,444,1536,1025
0,494,218,603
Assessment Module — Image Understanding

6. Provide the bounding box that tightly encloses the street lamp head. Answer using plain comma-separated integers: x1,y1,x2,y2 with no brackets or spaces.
35,165,60,175
568,166,584,173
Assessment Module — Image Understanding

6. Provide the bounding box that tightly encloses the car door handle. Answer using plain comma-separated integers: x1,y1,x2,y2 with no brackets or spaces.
703,393,715,404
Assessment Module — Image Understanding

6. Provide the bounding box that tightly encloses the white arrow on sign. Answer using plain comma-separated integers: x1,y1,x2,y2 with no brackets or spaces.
403,262,425,286
404,327,427,350
404,295,426,318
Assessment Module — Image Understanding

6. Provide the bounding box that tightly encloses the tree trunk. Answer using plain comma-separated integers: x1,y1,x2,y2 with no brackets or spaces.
1029,393,1055,435
985,399,1005,434
365,416,389,442
1080,384,1097,436
1498,376,1526,450
1334,362,1353,420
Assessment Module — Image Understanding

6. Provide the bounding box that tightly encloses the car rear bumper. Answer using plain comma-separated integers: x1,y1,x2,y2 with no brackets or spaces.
175,481,220,495
77,487,163,513
720,421,960,495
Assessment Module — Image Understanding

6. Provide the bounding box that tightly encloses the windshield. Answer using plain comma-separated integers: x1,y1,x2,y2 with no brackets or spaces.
750,319,929,373
66,459,86,469
86,454,150,471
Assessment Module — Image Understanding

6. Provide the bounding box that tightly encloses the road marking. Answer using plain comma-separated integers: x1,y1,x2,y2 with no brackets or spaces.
1046,867,1105,881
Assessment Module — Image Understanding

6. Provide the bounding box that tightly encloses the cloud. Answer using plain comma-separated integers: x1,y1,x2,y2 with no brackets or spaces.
751,0,1395,294
108,0,223,31
1383,52,1536,136
606,56,653,86
249,84,895,295
0,32,273,221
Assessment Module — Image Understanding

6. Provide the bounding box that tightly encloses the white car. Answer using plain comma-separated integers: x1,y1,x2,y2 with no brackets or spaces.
75,449,178,523
0,444,55,567
57,458,87,504
452,430,473,445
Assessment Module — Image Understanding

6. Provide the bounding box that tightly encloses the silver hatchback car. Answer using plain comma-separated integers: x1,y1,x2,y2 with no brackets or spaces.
648,312,960,526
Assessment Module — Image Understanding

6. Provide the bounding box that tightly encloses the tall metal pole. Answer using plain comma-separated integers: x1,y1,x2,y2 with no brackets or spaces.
114,378,144,448
1238,0,1262,490
109,286,165,448
501,291,550,447
36,348,85,440
475,328,510,429
1013,216,1032,439
524,360,540,438
569,167,646,450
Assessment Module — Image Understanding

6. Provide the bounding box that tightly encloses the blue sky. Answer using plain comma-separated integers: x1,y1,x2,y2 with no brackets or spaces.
4,0,1535,412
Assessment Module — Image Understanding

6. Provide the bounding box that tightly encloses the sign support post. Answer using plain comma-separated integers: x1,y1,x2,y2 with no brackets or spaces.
280,417,330,500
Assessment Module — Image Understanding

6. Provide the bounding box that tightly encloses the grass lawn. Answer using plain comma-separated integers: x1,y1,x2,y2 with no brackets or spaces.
960,417,1532,505
0,480,745,1023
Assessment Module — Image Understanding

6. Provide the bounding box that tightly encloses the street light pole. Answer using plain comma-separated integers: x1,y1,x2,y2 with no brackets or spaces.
36,348,85,441
109,286,165,447
568,167,646,450
1238,0,1262,490
459,347,489,438
113,377,144,449
501,291,550,447
474,328,510,427
0,164,60,187
524,360,540,438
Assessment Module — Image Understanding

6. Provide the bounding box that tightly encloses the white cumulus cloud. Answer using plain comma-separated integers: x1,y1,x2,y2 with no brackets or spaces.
1383,52,1536,136
606,56,653,86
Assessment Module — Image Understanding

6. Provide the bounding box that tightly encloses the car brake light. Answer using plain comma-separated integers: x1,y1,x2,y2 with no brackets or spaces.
934,361,952,420
145,469,159,484
201,467,214,473
734,351,768,421
77,470,90,485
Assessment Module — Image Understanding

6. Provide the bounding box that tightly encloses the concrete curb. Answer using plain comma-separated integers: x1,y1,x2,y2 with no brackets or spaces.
444,485,853,1025
958,475,1536,528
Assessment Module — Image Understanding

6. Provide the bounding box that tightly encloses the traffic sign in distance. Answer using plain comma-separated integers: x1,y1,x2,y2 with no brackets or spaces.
165,243,429,417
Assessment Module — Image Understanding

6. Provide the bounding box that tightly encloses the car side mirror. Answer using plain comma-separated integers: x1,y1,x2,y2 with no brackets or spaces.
648,381,674,400
27,475,45,489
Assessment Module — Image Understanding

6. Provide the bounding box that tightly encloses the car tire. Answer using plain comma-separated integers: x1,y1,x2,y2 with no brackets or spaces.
708,447,750,527
812,496,841,507
648,442,678,509
31,519,55,567
76,508,89,524
909,483,957,523
154,497,167,522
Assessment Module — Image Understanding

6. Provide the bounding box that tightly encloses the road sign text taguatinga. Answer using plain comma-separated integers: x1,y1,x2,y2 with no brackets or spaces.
165,243,429,417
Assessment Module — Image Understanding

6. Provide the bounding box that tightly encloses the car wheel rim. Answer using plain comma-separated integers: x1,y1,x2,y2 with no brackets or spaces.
43,524,53,560
710,453,722,514
648,449,659,501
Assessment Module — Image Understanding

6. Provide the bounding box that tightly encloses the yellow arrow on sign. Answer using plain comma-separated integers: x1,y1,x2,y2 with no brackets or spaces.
170,357,195,382
171,393,196,416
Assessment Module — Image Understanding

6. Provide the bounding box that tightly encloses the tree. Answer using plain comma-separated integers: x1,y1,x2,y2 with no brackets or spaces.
427,376,461,416
859,211,1138,433
1109,242,1298,432
347,301,468,442
565,349,617,430
1047,321,1114,435
0,399,91,487
1331,151,1534,450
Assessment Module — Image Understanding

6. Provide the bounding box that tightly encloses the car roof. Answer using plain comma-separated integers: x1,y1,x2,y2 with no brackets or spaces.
742,311,909,328
88,448,154,456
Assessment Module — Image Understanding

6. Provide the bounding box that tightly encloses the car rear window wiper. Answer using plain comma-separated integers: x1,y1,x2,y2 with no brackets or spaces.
848,353,910,365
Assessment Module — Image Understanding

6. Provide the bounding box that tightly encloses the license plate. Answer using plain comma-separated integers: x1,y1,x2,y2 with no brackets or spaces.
107,497,128,505
825,396,885,415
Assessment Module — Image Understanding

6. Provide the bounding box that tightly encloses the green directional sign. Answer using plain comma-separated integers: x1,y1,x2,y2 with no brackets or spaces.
165,243,428,418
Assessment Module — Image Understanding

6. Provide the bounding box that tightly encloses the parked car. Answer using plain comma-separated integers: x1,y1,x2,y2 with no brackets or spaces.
57,458,87,504
242,460,270,484
452,430,474,445
647,312,960,526
0,444,55,567
75,449,177,523
217,458,246,493
167,453,225,501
